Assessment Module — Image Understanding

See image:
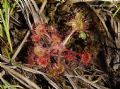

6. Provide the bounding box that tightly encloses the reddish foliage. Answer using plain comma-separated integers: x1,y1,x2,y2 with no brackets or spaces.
80,51,92,65
50,45,60,55
35,24,46,36
48,26,57,33
27,52,35,65
63,49,76,61
33,45,47,57
27,23,93,75
51,34,61,46
31,34,40,42
64,55,75,61
37,56,49,67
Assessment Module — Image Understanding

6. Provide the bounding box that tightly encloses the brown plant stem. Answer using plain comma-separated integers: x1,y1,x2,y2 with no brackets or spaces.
57,29,76,65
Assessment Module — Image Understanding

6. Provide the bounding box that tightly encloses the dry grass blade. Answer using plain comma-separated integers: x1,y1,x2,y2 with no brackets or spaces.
89,5,109,35
0,71,24,89
0,63,41,89
117,22,120,47
17,0,47,26
15,0,32,29
64,74,109,89
38,0,48,23
10,16,22,27
87,2,118,49
65,75,77,89
19,66,61,89
113,5,120,17
24,0,40,24
30,0,47,23
39,0,47,14
9,72,30,89
70,0,91,3
0,54,9,63
30,0,39,13
12,31,30,61
62,29,76,47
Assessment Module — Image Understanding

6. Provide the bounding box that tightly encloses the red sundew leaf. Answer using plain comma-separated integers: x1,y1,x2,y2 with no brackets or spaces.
35,24,46,36
33,45,48,58
64,49,76,55
80,51,92,65
48,26,57,34
51,34,61,45
50,45,60,55
31,34,40,42
37,56,49,67
27,53,35,65
62,49,77,61
34,46,41,57
50,49,58,56
64,55,75,61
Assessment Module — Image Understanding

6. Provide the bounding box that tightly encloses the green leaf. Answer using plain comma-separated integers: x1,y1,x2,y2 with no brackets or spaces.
79,31,86,40
0,0,13,52
2,0,9,10
0,24,3,37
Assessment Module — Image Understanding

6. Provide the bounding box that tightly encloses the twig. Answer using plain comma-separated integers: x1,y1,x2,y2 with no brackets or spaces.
12,31,30,61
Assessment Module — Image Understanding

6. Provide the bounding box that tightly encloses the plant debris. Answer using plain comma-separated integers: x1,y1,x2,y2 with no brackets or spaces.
0,0,120,89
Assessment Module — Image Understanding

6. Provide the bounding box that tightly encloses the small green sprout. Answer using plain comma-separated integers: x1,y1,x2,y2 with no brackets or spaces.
79,31,86,40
